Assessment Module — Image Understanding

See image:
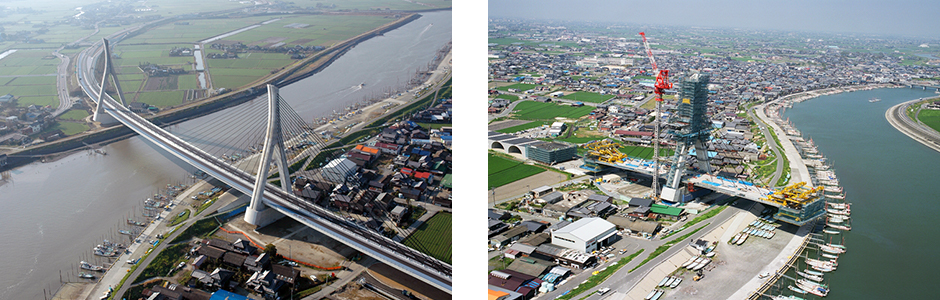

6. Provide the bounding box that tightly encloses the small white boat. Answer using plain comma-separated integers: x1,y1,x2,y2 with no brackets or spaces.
658,276,670,287
645,290,657,300
819,244,845,254
804,269,824,276
736,234,748,245
664,277,676,287
797,271,824,282
681,256,698,268
669,278,682,288
788,285,807,294
822,229,840,234
821,253,839,260
692,259,711,271
827,223,852,231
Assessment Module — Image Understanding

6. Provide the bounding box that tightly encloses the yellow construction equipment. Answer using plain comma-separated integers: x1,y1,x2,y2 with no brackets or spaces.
583,139,629,163
762,182,824,209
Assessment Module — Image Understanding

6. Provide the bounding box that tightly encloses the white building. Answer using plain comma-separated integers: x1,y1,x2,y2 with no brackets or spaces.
321,157,358,184
551,217,617,253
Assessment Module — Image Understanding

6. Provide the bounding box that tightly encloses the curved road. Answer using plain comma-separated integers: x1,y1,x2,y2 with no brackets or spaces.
748,106,784,185
886,98,940,153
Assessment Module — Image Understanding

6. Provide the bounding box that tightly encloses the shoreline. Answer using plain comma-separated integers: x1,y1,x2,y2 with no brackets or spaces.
886,96,940,153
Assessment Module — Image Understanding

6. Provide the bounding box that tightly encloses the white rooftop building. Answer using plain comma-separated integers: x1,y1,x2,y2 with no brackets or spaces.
551,217,617,253
321,157,358,184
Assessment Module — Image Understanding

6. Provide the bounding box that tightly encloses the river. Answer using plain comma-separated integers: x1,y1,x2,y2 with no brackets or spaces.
0,10,450,300
783,87,939,298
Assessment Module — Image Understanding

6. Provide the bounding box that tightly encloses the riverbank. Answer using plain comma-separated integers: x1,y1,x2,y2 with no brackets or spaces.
886,96,940,153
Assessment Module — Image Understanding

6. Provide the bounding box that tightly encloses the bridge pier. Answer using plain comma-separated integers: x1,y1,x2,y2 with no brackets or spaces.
91,39,127,125
245,84,291,228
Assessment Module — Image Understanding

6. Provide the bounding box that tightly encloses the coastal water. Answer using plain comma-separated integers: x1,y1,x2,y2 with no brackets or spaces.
784,87,939,298
0,11,450,300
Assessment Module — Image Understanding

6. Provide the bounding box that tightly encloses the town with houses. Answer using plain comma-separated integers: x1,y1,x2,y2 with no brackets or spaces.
486,19,940,300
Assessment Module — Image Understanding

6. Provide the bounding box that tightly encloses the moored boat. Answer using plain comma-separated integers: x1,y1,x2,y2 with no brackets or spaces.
787,285,807,294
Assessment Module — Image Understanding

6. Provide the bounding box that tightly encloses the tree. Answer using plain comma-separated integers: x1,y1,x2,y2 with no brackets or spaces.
264,243,277,257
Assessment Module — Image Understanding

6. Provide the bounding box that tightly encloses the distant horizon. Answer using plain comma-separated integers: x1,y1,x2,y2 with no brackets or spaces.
488,0,940,40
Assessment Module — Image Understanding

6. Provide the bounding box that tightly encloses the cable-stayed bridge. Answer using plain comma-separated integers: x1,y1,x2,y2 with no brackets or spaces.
78,39,452,293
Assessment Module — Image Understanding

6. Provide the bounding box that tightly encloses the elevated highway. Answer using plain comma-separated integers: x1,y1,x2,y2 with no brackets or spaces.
77,40,451,292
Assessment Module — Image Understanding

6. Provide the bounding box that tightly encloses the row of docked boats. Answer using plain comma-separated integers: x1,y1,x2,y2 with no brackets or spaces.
656,276,683,288
680,255,712,271
93,239,125,257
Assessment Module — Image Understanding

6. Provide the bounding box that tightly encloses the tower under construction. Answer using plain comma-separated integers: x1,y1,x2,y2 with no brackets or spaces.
660,73,712,203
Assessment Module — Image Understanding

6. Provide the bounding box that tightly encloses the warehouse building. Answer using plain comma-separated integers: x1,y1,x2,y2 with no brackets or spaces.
550,217,617,253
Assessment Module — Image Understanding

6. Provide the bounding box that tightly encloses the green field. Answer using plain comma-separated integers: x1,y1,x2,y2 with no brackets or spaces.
510,101,595,120
495,83,538,92
46,122,90,136
495,93,519,102
488,153,547,189
495,120,547,134
222,15,389,47
618,145,675,160
59,110,90,121
401,212,452,264
560,91,615,103
918,109,940,132
133,90,187,108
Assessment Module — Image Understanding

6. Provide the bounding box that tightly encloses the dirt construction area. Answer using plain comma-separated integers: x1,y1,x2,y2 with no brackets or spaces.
492,171,570,201
219,215,353,274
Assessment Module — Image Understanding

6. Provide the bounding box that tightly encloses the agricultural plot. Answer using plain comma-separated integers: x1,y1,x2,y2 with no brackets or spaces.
132,90,186,108
510,101,595,120
495,120,547,134
402,212,452,264
494,93,519,102
59,110,90,121
495,83,538,92
488,153,547,189
289,0,451,10
121,16,275,45
0,50,60,107
560,91,615,103
221,15,389,47
46,122,90,136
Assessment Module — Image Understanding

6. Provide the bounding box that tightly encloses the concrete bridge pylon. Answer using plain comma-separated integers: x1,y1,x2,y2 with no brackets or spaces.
92,38,128,125
244,84,292,228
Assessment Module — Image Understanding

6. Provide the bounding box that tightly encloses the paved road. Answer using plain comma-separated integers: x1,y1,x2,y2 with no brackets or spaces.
53,21,102,117
535,206,738,300
748,106,784,185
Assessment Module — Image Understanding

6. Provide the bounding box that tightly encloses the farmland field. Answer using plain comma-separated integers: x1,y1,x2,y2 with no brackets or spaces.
495,83,538,92
510,101,595,120
133,90,186,108
488,153,547,189
560,91,615,103
495,93,519,102
59,110,90,121
495,120,547,134
401,212,452,264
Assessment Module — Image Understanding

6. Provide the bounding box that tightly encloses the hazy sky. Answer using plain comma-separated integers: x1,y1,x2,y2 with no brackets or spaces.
488,0,940,39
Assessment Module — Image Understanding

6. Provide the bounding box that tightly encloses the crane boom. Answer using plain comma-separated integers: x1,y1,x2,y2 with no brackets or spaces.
639,32,673,101
639,32,659,74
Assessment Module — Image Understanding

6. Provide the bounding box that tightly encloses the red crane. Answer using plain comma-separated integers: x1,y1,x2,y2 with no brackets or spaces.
639,32,673,101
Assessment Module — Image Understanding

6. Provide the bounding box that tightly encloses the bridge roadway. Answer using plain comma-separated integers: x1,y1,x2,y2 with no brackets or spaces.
76,42,452,293
589,158,778,207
